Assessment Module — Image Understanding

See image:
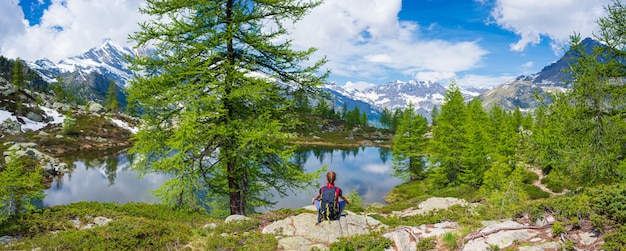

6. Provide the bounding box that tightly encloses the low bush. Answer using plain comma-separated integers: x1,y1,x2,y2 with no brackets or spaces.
524,184,550,200
329,231,393,251
540,176,564,193
521,170,539,184
441,231,458,249
14,217,192,250
197,231,278,250
416,236,436,250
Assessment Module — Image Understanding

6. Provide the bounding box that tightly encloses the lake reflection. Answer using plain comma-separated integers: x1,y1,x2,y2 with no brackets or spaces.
43,147,402,211
262,146,402,211
43,152,170,206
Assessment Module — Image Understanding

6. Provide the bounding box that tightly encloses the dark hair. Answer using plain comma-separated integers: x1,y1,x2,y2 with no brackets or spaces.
326,171,336,185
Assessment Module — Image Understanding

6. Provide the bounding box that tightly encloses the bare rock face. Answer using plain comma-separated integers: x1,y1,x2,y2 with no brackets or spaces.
392,197,475,217
262,211,386,251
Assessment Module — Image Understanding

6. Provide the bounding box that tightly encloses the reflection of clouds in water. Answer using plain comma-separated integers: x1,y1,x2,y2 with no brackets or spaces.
361,163,390,174
45,147,402,212
44,156,169,207
261,147,402,212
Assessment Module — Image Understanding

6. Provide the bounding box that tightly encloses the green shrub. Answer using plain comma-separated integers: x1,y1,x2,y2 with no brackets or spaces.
524,184,550,200
603,224,626,250
329,231,392,251
416,236,436,251
345,190,365,213
442,231,458,249
521,170,539,184
15,217,192,250
552,221,565,236
541,176,564,193
200,231,278,250
487,244,500,251
588,184,626,224
0,154,45,224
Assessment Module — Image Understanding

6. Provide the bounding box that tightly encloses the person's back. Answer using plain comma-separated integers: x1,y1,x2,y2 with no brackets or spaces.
319,185,339,222
312,171,351,224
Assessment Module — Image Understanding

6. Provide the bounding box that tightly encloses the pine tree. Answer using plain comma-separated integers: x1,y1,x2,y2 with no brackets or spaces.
458,98,491,186
105,80,120,112
360,111,368,126
430,105,439,126
391,104,429,181
530,0,626,185
429,82,468,187
380,107,393,130
12,58,24,89
127,0,327,215
0,154,45,223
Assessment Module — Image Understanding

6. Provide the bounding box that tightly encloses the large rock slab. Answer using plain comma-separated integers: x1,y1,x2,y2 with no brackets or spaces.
262,212,386,251
392,197,474,217
462,220,544,250
383,222,459,251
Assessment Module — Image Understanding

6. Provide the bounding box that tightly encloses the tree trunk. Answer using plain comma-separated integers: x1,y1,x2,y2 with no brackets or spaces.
228,159,244,215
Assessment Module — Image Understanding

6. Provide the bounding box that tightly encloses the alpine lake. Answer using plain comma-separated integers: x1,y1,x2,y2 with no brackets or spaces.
42,146,403,212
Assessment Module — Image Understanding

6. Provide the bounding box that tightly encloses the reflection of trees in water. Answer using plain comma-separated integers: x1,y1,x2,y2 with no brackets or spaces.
61,149,129,186
104,157,119,186
378,147,391,164
53,161,78,189
292,150,309,170
298,146,390,165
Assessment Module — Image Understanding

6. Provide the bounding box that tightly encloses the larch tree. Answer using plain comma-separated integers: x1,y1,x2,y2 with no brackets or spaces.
458,98,491,187
127,0,328,215
105,80,120,112
531,0,626,185
391,103,429,181
429,82,468,187
12,58,24,89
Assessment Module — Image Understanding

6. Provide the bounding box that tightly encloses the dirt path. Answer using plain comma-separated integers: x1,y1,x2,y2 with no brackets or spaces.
529,168,566,196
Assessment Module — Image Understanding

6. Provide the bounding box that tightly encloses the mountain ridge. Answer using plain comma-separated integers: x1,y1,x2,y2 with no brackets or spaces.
21,37,604,119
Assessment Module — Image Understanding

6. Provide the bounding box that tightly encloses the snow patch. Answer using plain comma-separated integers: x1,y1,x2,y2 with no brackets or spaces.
110,118,138,134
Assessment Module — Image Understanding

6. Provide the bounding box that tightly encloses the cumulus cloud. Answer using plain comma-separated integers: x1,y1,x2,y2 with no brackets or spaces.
489,0,610,54
0,0,148,61
0,0,27,51
414,71,456,83
287,0,488,82
457,74,516,88
344,81,376,91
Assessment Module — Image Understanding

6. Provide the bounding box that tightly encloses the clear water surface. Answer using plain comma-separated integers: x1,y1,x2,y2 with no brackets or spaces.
43,146,403,211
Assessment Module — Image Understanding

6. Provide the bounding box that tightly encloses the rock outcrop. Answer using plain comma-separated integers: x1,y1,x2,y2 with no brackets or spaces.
258,198,605,251
262,206,386,250
3,142,69,174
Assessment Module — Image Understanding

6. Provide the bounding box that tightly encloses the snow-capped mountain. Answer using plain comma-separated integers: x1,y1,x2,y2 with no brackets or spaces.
325,80,479,119
27,39,136,106
479,37,603,111
29,39,136,86
24,39,484,121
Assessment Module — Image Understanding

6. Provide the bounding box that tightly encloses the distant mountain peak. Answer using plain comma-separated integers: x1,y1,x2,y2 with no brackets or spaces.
29,40,136,86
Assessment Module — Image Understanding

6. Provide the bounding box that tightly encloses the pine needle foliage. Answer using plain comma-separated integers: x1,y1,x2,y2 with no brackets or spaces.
127,0,328,215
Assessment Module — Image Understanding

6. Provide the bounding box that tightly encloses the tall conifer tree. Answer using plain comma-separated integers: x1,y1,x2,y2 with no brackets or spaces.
531,0,626,185
391,104,429,181
127,0,327,215
429,82,468,186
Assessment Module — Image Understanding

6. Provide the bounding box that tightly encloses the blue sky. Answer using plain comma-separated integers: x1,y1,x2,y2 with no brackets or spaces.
0,0,611,88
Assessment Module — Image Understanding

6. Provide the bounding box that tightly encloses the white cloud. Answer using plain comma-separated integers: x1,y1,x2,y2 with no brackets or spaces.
0,0,27,53
522,61,534,70
414,71,456,83
364,54,392,63
344,81,375,91
489,0,610,54
457,74,516,88
0,0,148,62
287,0,488,82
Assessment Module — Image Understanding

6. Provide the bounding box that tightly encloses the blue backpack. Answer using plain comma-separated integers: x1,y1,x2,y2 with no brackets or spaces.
318,186,340,223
